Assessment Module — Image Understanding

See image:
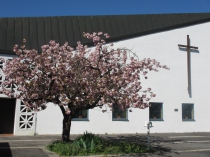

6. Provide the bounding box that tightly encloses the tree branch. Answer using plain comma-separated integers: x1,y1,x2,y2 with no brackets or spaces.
59,105,66,116
72,95,102,113
49,80,55,91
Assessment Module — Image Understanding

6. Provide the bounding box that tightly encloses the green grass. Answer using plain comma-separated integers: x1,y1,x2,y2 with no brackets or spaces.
46,131,156,156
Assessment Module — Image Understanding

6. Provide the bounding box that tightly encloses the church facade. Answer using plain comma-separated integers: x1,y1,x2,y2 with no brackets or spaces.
0,13,210,135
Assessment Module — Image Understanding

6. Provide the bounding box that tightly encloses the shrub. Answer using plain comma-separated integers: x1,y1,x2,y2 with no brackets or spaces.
46,131,155,156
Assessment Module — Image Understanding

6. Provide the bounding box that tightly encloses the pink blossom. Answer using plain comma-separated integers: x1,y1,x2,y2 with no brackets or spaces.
98,32,103,35
145,98,150,101
65,108,71,115
66,110,71,115
0,32,168,116
147,88,151,91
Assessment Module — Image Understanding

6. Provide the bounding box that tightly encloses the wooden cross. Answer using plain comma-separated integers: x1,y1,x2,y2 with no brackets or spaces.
178,35,198,98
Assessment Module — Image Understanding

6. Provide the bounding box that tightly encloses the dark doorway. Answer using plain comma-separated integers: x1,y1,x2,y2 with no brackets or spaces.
0,98,16,134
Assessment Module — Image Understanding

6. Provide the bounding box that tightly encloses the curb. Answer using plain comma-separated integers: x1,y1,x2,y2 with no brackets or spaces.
42,147,60,157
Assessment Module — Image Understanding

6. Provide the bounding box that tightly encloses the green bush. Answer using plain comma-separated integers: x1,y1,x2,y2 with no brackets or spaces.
46,131,155,156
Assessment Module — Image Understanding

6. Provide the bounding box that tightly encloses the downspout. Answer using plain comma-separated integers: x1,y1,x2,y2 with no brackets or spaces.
34,111,37,136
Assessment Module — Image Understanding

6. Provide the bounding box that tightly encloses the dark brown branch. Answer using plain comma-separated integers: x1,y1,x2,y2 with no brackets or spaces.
72,95,102,114
82,57,102,76
100,69,111,78
59,105,66,116
49,80,55,91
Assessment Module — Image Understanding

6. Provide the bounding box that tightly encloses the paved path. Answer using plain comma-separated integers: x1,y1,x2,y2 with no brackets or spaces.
0,132,210,156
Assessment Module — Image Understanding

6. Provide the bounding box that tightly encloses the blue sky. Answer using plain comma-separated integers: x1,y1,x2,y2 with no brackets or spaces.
0,0,210,17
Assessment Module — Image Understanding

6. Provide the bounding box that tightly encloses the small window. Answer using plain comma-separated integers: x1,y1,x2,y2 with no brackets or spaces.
112,104,128,121
72,110,89,121
182,103,194,121
149,102,163,121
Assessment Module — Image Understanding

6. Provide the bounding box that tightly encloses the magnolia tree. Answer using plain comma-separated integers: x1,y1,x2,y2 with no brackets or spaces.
0,32,169,142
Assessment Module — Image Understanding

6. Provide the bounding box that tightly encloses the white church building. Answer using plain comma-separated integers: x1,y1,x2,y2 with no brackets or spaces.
0,13,210,135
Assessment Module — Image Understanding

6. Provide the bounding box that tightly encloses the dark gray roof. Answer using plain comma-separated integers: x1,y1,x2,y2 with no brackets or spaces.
1,13,210,55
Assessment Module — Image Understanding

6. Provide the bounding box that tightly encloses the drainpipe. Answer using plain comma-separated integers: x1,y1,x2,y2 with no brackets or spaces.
34,111,37,136
144,121,153,150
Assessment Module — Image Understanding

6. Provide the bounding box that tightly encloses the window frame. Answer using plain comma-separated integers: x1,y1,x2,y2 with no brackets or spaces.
112,105,128,121
72,109,89,121
149,102,163,121
182,103,195,121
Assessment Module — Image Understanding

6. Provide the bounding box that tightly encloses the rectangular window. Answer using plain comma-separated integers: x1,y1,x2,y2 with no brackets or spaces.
149,102,163,121
72,110,89,121
112,104,128,121
182,103,194,121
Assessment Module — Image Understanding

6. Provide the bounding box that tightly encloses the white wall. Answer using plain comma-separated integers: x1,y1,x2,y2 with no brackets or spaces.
36,22,210,135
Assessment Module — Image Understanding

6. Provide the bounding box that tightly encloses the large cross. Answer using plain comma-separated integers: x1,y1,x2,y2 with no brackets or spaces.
178,35,198,98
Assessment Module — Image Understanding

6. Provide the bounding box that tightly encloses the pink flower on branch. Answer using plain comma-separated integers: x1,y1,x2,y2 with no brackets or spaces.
0,32,169,115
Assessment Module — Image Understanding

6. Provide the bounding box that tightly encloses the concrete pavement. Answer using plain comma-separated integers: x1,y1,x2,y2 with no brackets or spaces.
0,132,210,156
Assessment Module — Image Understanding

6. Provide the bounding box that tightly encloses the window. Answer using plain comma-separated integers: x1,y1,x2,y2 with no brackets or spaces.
182,103,194,121
72,110,89,121
112,104,128,121
149,102,163,121
19,101,34,129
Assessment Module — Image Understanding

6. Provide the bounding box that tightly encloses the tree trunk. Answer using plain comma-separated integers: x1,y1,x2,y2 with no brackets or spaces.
62,114,71,142
59,105,72,142
58,98,102,142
